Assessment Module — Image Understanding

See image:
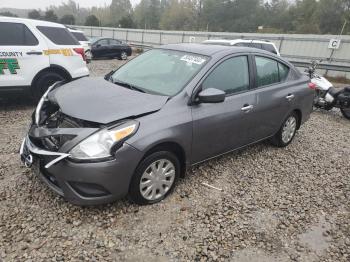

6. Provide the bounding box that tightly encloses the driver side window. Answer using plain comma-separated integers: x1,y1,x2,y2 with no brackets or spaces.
202,56,249,95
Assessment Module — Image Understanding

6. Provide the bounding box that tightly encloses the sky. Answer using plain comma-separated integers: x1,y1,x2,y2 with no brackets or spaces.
0,0,141,9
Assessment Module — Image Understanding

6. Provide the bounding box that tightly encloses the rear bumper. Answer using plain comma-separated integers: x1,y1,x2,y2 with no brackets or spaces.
20,136,143,206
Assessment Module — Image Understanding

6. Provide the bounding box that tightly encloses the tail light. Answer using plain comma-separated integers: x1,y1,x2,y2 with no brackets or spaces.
308,82,316,90
73,48,86,62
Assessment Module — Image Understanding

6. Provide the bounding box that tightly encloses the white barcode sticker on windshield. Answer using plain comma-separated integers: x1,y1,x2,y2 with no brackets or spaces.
181,55,206,65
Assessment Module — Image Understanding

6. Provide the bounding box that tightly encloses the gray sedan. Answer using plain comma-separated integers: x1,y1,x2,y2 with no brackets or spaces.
20,44,314,205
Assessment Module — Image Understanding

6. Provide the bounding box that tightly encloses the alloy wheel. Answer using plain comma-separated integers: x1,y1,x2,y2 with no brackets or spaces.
121,52,128,60
281,116,297,144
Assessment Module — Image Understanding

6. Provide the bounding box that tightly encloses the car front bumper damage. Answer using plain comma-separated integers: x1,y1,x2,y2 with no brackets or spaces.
20,128,143,206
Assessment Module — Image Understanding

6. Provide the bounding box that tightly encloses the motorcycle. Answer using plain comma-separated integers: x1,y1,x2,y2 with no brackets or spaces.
306,60,350,120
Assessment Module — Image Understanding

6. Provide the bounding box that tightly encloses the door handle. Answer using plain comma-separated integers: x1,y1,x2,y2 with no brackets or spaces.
286,94,295,101
241,104,254,113
26,51,42,55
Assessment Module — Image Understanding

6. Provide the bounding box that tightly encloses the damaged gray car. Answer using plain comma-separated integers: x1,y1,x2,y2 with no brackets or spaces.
20,44,314,206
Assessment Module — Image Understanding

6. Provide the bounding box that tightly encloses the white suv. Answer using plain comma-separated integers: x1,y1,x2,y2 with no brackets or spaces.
203,39,280,56
0,17,89,100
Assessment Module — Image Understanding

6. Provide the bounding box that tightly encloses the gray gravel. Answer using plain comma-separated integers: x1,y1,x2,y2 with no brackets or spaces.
0,59,349,261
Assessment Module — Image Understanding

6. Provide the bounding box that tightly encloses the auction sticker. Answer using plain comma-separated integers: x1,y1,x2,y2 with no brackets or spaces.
181,55,206,65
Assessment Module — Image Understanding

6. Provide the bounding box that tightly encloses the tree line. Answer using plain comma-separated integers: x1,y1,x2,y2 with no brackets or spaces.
1,0,349,34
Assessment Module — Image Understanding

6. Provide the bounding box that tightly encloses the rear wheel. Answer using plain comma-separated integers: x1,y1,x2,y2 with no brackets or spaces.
129,151,180,205
32,72,66,101
270,112,299,147
341,108,350,120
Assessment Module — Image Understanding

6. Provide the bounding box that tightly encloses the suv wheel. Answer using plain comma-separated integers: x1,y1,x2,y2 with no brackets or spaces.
32,72,66,101
270,112,299,147
129,151,180,205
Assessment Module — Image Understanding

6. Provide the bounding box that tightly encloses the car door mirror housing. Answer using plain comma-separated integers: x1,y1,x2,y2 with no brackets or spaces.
95,44,101,48
198,88,226,103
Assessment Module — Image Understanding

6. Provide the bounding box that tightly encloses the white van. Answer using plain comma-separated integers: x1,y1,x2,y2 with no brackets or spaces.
0,17,89,100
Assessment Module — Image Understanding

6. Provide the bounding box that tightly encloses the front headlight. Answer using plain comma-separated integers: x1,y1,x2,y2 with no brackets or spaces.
70,121,138,160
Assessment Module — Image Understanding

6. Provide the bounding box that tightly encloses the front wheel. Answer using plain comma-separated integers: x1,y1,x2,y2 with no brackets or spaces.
341,108,350,120
128,151,180,205
120,51,128,60
270,112,299,147
85,50,92,61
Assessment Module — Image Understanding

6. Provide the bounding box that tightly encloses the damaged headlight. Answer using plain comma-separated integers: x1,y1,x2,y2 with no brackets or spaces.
69,121,139,160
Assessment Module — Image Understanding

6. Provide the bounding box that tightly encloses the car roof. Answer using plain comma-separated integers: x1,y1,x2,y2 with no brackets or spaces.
158,43,271,57
67,27,83,33
203,39,274,45
0,16,65,28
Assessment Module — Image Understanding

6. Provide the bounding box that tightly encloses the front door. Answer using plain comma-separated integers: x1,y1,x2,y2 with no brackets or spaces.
191,55,257,163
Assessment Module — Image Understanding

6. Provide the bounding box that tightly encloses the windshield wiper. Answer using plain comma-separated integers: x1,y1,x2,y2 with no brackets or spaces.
112,79,146,93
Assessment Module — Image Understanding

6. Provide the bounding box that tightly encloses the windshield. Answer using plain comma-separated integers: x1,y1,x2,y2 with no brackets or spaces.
111,49,208,96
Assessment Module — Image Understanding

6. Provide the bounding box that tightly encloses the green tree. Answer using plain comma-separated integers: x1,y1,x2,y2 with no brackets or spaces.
118,15,135,28
134,0,161,29
160,0,197,30
44,10,58,22
28,10,42,20
0,11,18,17
110,0,133,26
85,14,100,26
60,14,76,25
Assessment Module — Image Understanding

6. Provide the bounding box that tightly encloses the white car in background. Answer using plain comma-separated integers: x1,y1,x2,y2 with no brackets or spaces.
68,27,92,61
0,17,89,100
203,39,281,56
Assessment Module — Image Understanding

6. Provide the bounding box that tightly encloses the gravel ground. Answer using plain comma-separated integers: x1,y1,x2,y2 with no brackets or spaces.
0,59,349,262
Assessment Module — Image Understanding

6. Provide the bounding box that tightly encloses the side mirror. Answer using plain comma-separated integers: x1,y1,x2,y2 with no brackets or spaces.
198,88,225,103
95,44,101,48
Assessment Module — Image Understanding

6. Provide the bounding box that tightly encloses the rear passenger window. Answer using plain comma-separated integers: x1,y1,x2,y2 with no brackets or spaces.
255,56,290,87
37,26,79,45
203,56,249,95
0,22,38,46
279,63,290,81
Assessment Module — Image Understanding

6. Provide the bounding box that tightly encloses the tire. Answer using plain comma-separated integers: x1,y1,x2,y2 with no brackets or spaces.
85,50,92,61
270,112,299,147
32,72,66,101
341,108,350,120
120,51,128,60
129,151,180,205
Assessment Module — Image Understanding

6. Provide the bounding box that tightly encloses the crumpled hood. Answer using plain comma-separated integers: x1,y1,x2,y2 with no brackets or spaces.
49,77,168,124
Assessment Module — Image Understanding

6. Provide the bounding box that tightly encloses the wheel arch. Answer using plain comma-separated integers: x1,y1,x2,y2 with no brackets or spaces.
140,141,187,178
292,108,302,129
31,65,72,88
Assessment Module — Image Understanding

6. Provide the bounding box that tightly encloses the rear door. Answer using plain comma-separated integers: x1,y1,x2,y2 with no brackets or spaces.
0,21,49,89
250,55,294,139
191,55,258,163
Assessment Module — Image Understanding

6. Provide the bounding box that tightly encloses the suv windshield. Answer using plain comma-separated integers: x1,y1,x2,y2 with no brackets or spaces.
111,49,208,96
